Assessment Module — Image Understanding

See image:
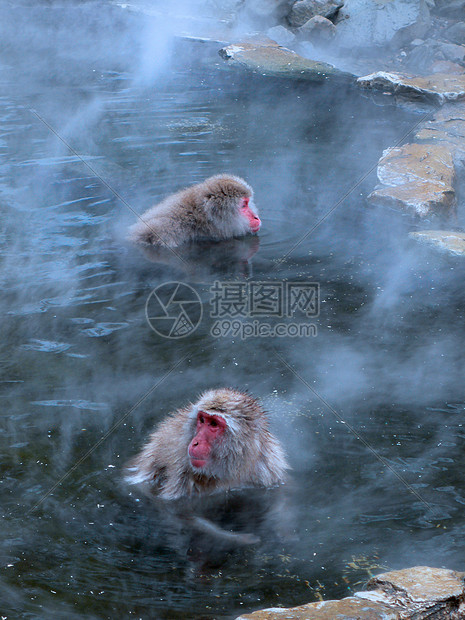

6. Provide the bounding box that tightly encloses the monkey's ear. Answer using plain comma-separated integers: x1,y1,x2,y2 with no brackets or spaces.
188,405,199,421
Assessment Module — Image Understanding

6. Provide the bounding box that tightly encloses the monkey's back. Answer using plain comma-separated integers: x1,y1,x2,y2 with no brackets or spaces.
128,189,201,247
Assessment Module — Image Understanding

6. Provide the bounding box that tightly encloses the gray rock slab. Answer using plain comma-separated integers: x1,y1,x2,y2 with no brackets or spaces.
431,60,465,75
287,0,343,28
298,15,337,41
335,0,430,48
435,0,465,18
437,41,465,63
445,22,465,46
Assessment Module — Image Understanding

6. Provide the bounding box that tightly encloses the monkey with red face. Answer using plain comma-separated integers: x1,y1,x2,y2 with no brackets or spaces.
128,175,261,248
125,388,288,500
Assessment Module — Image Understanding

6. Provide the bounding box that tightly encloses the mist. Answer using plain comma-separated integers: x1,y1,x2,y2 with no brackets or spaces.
1,0,465,618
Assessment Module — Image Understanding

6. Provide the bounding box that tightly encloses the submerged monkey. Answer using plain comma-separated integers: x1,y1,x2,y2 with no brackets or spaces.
126,388,288,500
129,175,261,248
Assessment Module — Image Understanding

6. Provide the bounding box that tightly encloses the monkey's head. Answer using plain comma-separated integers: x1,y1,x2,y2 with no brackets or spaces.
187,388,266,480
202,175,261,239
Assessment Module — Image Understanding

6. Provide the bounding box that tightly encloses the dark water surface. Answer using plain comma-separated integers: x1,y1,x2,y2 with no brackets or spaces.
2,2,465,618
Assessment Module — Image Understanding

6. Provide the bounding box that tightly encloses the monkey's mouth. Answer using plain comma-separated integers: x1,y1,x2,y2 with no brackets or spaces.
190,458,206,469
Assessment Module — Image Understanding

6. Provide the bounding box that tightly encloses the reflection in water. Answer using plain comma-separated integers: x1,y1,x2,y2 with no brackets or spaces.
137,235,260,279
1,1,465,618
127,486,291,573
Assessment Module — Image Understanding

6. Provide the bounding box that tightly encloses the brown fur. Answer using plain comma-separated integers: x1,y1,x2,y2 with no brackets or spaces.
128,174,258,247
125,388,288,500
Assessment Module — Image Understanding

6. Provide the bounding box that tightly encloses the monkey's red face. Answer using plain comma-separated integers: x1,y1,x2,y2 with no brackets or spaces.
240,197,261,233
188,411,227,470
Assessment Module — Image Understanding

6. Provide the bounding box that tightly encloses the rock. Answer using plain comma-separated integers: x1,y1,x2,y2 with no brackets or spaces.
376,143,455,187
434,0,465,18
431,60,465,74
431,133,465,164
436,41,465,63
298,15,337,42
431,102,465,123
369,182,455,217
409,230,465,255
368,566,465,605
415,102,465,165
236,596,398,619
219,37,353,81
368,143,456,218
236,566,465,619
405,40,439,73
357,71,465,104
287,0,343,28
266,25,296,46
335,0,431,49
445,22,465,45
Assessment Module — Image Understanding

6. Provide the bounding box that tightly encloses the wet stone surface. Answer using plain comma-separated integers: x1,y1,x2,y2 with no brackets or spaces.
415,102,465,166
237,597,398,619
357,71,465,105
409,230,465,256
219,36,353,81
367,143,456,219
237,566,465,619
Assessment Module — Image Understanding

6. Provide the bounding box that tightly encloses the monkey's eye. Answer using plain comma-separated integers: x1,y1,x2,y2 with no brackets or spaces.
199,415,205,424
209,419,218,428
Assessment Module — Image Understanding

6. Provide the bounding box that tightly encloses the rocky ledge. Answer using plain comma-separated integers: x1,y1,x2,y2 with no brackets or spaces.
236,566,465,620
367,143,456,219
367,102,465,224
219,37,353,82
357,71,465,106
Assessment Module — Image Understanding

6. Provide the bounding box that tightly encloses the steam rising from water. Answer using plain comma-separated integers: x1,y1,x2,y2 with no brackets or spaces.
1,1,465,617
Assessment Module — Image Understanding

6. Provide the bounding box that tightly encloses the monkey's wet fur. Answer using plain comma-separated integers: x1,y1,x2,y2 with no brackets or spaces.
126,388,288,500
129,175,261,248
